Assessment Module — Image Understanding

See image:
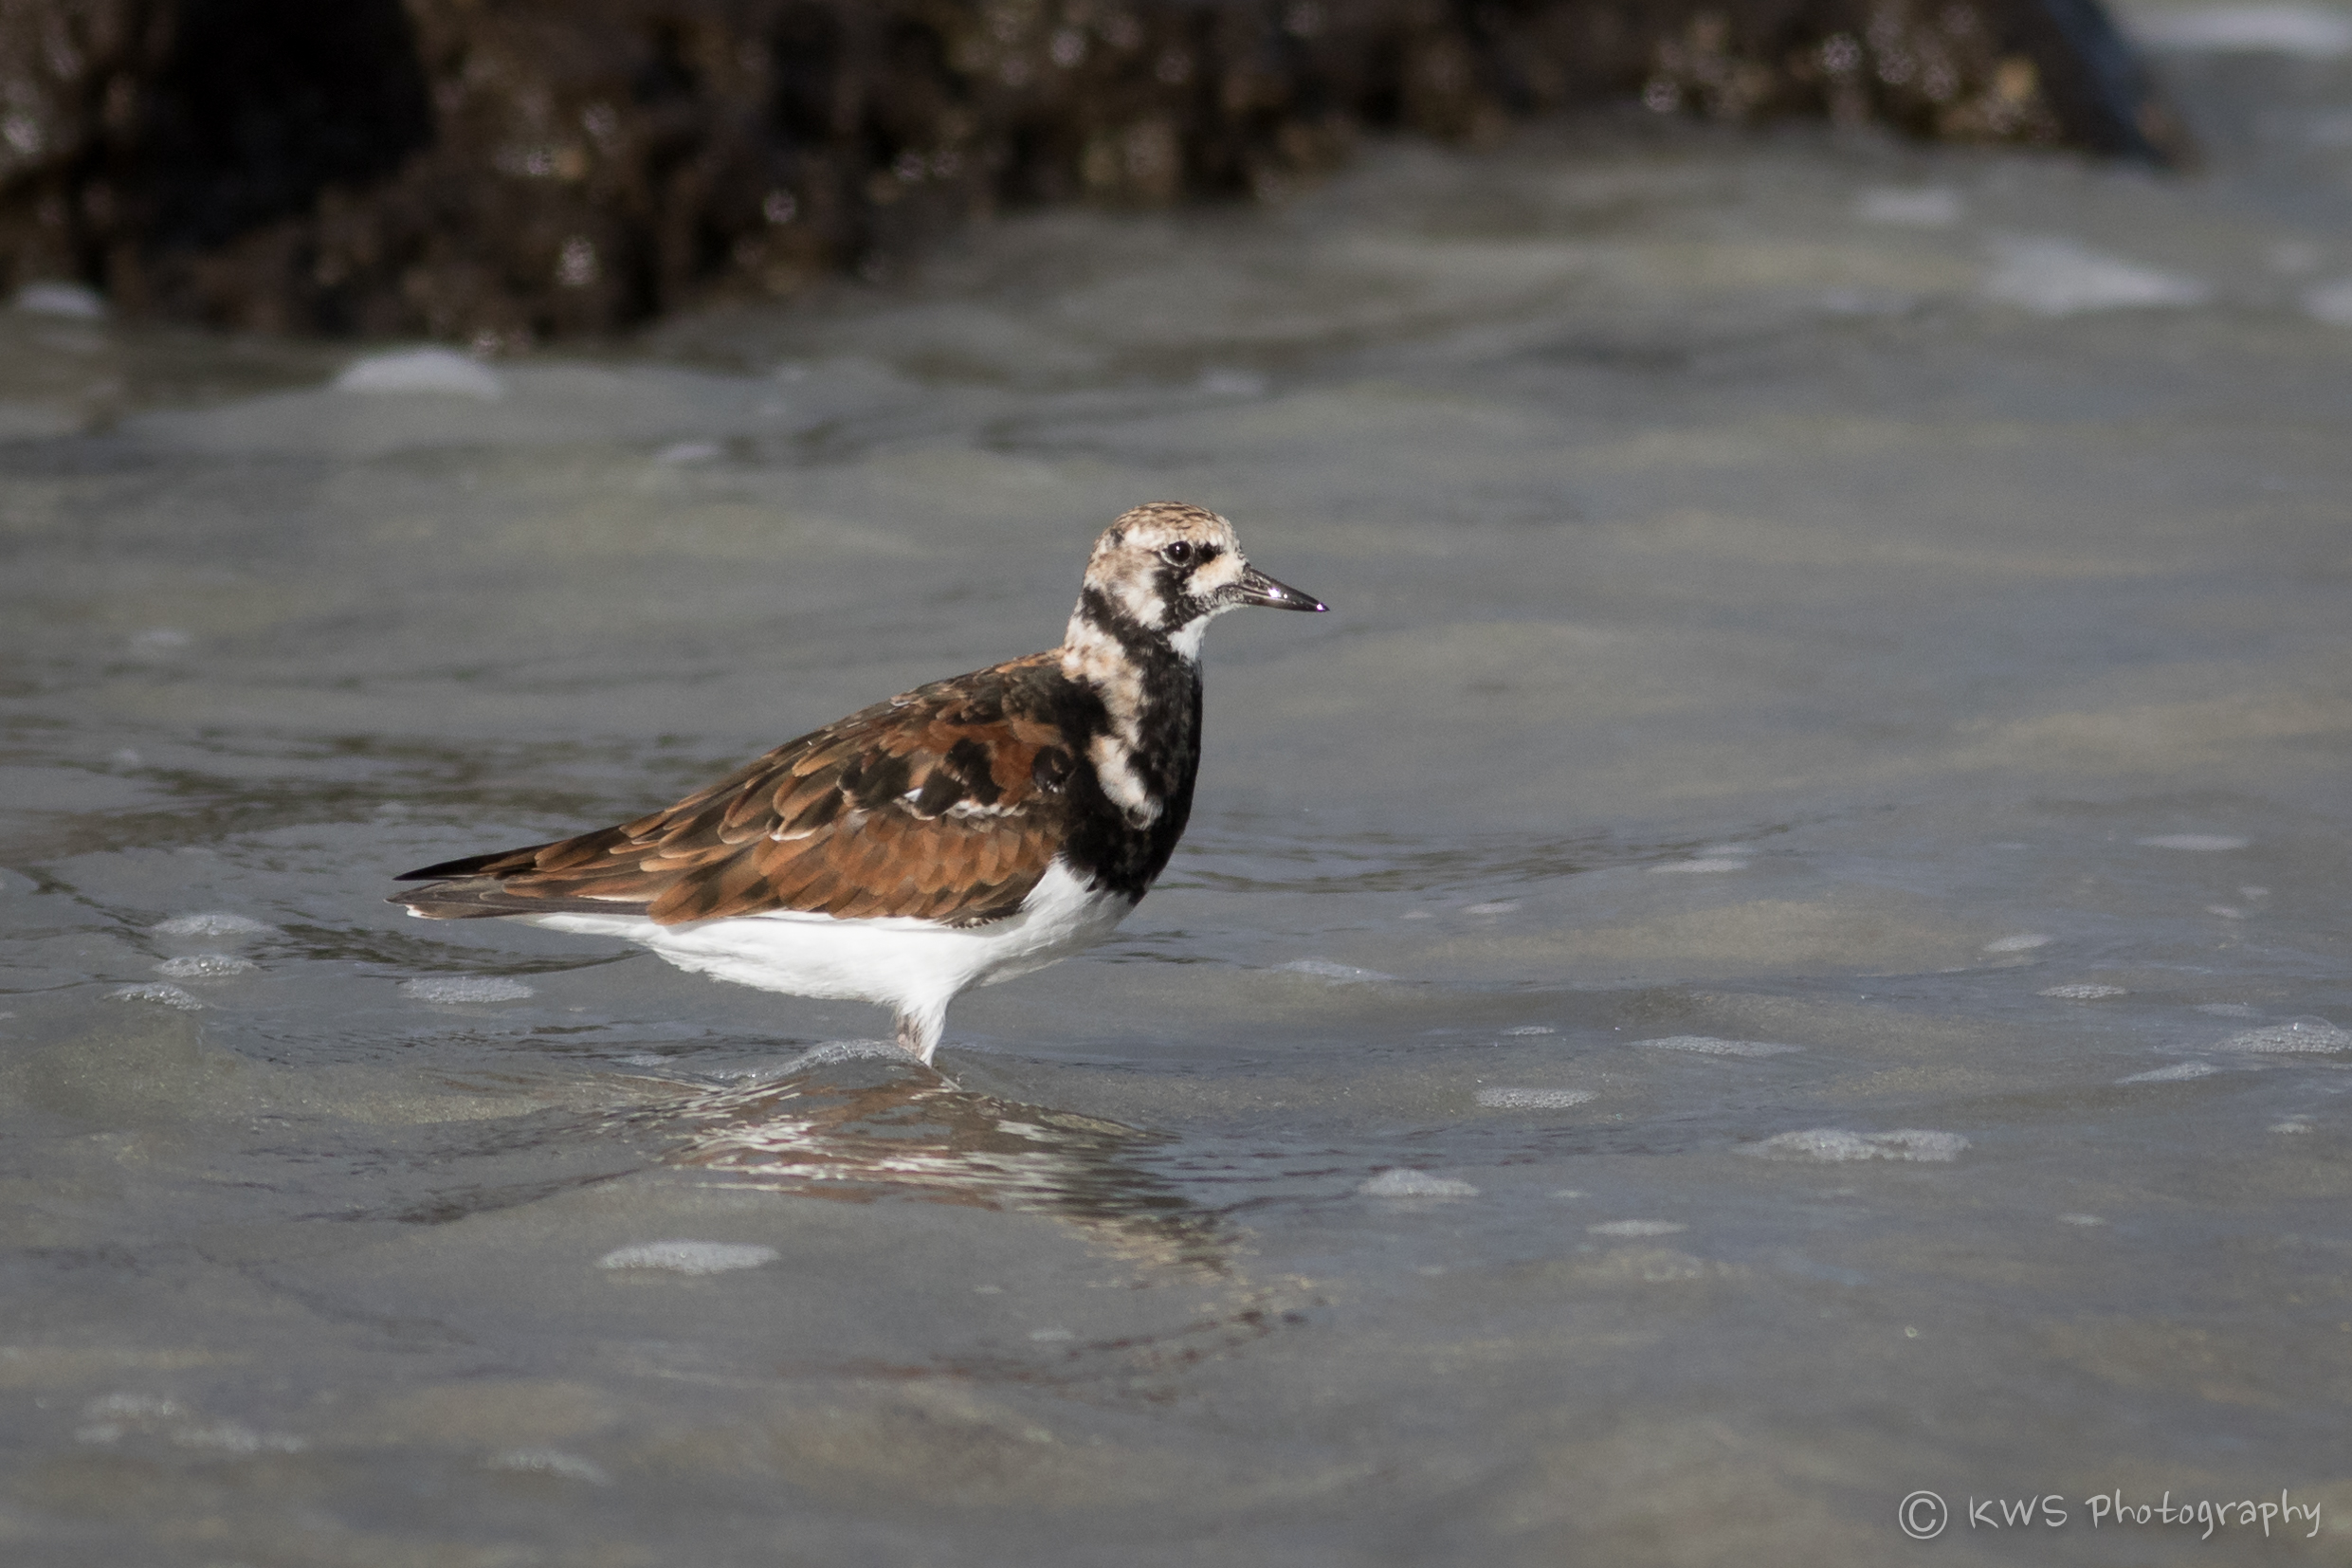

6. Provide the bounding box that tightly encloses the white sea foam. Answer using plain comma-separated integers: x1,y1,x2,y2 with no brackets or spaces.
775,1039,915,1070
109,983,203,1010
2270,1119,2313,1135
155,955,257,979
333,347,507,399
74,1394,302,1452
1856,187,1962,228
13,281,106,319
1651,857,1749,874
2137,833,2249,851
2057,1212,2106,1227
154,912,278,939
173,1421,306,1454
596,1240,778,1274
82,1393,183,1422
1984,933,2054,954
399,975,536,1003
1637,1035,1799,1057
1475,1086,1595,1109
1463,901,1520,915
2197,1003,2262,1018
2040,984,2126,999
487,1449,611,1483
1274,958,1395,982
1984,238,2210,315
2216,1019,2352,1054
2119,1061,2220,1083
1589,1219,1687,1236
1358,1168,1478,1198
1745,1128,1969,1162
1501,1025,1556,1036
2135,4,2352,57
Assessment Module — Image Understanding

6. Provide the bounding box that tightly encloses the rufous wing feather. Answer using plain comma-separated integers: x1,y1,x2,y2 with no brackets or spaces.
393,653,1076,926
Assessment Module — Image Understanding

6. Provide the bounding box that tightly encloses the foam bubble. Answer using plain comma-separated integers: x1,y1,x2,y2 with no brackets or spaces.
1475,1086,1595,1109
1636,1035,1799,1057
1984,933,2053,954
155,955,257,979
1198,368,1268,397
332,347,506,399
487,1449,611,1484
1856,187,1962,228
2306,279,2352,327
2217,1019,2352,1054
596,1240,778,1274
2197,1003,2262,1018
2119,1061,2219,1084
153,912,278,939
2270,1119,2314,1135
108,983,203,1010
1984,238,2209,316
1273,958,1395,982
1502,1025,1556,1036
1463,901,1520,915
13,281,106,319
2040,984,2126,999
2136,834,2249,851
1650,858,1750,874
1358,1168,1479,1198
173,1422,306,1454
82,1394,183,1421
2135,4,2352,57
1589,1219,1686,1236
399,975,536,1003
1745,1128,1968,1162
2056,1212,2106,1226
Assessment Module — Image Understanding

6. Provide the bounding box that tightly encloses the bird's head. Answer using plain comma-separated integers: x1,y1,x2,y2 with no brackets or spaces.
1071,501,1326,660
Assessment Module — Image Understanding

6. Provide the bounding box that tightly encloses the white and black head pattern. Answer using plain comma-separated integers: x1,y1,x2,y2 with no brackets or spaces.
1066,501,1324,664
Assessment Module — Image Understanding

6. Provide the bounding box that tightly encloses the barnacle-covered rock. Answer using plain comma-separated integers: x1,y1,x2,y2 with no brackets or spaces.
0,0,2184,344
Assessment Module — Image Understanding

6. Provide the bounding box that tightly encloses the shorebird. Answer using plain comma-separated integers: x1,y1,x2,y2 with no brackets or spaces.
391,501,1326,1063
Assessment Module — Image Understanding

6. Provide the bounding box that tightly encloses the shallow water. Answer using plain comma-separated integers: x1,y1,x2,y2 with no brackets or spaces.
7,8,2352,1562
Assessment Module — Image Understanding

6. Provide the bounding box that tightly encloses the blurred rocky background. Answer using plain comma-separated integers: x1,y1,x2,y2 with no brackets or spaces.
0,0,2181,345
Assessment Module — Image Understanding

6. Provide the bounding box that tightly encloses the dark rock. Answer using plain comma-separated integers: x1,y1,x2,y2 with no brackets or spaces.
0,0,2187,344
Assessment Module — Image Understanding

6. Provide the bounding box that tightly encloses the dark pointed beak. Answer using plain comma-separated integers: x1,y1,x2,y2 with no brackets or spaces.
1234,563,1329,612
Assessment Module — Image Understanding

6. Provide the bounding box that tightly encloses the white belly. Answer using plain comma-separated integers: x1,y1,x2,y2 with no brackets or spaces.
511,859,1136,1019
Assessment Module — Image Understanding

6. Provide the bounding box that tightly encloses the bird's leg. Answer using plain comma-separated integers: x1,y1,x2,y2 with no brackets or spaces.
893,1004,945,1067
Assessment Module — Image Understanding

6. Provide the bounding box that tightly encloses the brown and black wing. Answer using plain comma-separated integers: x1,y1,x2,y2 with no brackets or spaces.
392,653,1080,927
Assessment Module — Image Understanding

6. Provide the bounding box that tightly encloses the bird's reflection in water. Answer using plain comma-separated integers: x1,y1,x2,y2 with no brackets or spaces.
610,1046,1231,1275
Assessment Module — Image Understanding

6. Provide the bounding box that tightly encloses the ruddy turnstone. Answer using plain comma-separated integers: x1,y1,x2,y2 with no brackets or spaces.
391,501,1326,1064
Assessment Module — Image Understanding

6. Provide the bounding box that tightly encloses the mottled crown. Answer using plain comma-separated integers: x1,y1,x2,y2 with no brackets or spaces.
1075,501,1251,637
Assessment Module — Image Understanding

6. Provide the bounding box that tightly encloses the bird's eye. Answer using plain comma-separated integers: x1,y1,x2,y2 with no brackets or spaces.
1158,540,1196,567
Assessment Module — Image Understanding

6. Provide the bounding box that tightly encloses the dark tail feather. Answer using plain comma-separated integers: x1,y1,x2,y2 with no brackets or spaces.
393,844,558,881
